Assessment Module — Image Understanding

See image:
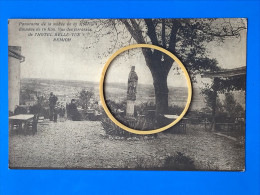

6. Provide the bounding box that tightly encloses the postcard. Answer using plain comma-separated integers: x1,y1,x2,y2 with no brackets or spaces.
8,19,246,170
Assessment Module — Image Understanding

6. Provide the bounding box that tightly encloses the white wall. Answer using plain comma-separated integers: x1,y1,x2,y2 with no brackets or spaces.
8,51,21,112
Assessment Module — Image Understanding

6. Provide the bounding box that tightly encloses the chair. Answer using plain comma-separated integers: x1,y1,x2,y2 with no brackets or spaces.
26,114,39,135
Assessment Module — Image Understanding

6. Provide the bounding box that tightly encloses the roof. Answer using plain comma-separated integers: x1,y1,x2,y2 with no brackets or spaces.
8,46,25,62
201,66,246,78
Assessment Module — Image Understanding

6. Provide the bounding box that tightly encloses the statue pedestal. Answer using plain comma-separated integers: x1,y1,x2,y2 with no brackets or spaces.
126,100,135,117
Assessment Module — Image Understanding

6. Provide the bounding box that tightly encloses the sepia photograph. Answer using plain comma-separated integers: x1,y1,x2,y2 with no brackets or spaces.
8,18,246,170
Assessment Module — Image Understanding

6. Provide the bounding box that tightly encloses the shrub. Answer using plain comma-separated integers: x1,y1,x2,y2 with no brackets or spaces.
77,89,94,109
100,114,157,138
163,152,196,170
101,116,132,137
168,105,184,115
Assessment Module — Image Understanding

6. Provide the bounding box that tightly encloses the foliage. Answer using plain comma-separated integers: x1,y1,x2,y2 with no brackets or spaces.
223,93,244,117
77,89,94,109
20,88,37,105
106,99,127,114
102,99,187,136
217,75,246,92
163,152,196,170
101,99,160,136
83,19,246,115
201,87,224,113
202,86,245,118
135,101,155,115
83,19,246,77
168,105,184,115
201,85,216,108
101,114,156,137
101,116,132,137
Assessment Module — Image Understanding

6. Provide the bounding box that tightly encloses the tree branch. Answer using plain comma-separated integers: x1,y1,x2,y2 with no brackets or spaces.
162,20,166,48
168,20,180,52
129,19,146,43
110,20,119,53
119,19,144,44
144,19,159,45
189,21,247,38
119,19,153,68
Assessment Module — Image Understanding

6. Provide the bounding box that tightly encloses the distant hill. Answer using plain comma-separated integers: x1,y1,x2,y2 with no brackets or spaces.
22,78,99,89
24,78,248,111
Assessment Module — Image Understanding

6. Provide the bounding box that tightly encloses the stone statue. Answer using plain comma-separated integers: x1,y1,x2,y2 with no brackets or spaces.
126,66,138,117
127,66,138,101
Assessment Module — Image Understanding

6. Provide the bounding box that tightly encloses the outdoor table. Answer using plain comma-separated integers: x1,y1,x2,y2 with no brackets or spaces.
78,108,84,112
164,115,188,132
9,114,36,134
84,109,95,120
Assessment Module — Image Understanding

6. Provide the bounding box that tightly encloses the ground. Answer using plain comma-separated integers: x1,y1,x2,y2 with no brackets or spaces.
9,120,244,170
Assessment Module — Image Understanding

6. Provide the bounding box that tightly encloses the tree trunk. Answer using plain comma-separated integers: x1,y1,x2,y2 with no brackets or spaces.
211,89,217,131
120,19,176,119
153,72,169,116
142,50,173,119
145,55,171,117
149,60,170,128
211,78,219,131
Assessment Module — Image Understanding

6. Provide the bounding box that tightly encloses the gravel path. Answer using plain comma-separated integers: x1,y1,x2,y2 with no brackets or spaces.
9,121,244,170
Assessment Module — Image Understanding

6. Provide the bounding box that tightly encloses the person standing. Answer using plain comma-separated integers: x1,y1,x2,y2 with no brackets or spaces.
69,99,81,121
59,104,66,122
49,92,58,121
53,105,59,122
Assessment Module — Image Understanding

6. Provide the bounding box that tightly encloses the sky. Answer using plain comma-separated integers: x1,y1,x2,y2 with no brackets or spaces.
8,19,247,88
